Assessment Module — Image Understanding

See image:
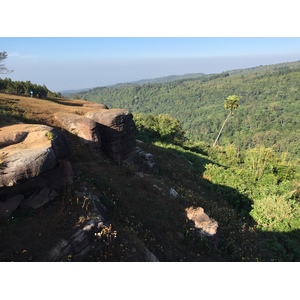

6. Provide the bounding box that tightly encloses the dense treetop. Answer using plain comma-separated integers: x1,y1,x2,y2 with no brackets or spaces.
0,78,62,98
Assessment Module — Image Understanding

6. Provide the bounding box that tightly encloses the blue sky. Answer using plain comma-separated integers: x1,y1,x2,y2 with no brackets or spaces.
2,37,300,92
2,1,300,92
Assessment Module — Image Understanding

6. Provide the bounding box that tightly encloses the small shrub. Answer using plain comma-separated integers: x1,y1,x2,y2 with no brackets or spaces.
45,131,55,140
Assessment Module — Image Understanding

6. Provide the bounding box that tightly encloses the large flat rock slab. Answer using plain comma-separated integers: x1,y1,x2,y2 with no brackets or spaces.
0,124,70,188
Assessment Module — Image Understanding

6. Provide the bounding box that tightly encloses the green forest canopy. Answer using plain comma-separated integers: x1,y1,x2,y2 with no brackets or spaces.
76,60,300,157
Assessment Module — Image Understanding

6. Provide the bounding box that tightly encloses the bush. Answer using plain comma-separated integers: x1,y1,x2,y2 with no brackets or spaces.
203,144,300,231
134,113,186,145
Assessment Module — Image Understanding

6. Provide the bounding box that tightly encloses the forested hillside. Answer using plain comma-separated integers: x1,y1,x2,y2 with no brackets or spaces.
77,60,300,157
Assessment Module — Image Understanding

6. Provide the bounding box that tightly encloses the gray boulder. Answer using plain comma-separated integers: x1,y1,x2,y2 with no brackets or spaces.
21,187,59,209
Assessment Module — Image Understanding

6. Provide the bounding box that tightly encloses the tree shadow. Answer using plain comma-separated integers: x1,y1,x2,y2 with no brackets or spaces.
158,143,253,216
163,144,300,261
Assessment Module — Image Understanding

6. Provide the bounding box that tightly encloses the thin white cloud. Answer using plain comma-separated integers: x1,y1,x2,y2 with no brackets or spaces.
7,52,36,58
7,52,21,57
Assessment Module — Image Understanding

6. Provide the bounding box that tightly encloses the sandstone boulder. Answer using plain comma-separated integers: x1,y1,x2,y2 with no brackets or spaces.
85,109,137,161
185,206,218,236
53,112,101,148
0,130,28,148
0,124,70,188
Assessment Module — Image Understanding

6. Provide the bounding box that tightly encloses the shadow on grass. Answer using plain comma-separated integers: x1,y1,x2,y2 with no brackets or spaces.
149,141,253,215
136,141,300,262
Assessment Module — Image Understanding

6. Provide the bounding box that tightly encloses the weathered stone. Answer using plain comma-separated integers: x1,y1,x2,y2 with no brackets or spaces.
170,188,179,198
144,247,159,262
185,206,218,236
50,128,72,160
135,147,155,168
0,124,71,188
0,194,24,219
48,239,72,262
71,228,91,255
54,112,101,148
0,130,28,148
0,148,57,187
85,109,137,161
21,187,58,209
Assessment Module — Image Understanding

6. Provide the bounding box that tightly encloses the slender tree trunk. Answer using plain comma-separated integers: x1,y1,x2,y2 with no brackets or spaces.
212,112,231,147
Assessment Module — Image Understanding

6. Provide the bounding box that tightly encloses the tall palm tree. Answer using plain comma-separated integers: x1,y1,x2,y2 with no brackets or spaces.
213,95,240,147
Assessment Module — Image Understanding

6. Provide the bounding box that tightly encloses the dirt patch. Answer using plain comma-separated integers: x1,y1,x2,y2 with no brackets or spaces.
0,93,102,128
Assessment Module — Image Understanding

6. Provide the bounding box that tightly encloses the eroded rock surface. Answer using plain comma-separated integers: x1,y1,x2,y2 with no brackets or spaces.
54,112,101,148
0,124,72,218
85,109,137,162
0,124,70,188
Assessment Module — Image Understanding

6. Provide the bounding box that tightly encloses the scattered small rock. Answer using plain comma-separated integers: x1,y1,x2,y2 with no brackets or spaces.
185,206,218,237
21,187,58,209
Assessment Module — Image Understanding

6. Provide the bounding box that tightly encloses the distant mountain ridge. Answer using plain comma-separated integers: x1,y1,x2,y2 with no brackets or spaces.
132,73,208,85
60,73,208,96
61,59,300,95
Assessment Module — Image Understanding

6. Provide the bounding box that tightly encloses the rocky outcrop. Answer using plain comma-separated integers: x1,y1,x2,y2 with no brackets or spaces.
48,190,159,262
0,124,72,218
48,190,109,262
0,124,70,188
53,112,101,148
134,146,155,169
0,104,138,218
54,108,137,161
85,109,137,162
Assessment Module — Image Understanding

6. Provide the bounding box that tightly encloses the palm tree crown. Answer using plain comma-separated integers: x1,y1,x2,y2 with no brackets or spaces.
224,95,240,115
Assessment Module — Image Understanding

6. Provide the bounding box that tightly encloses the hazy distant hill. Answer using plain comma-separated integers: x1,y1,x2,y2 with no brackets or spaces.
60,73,209,96
60,88,91,98
64,60,300,95
132,72,208,85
